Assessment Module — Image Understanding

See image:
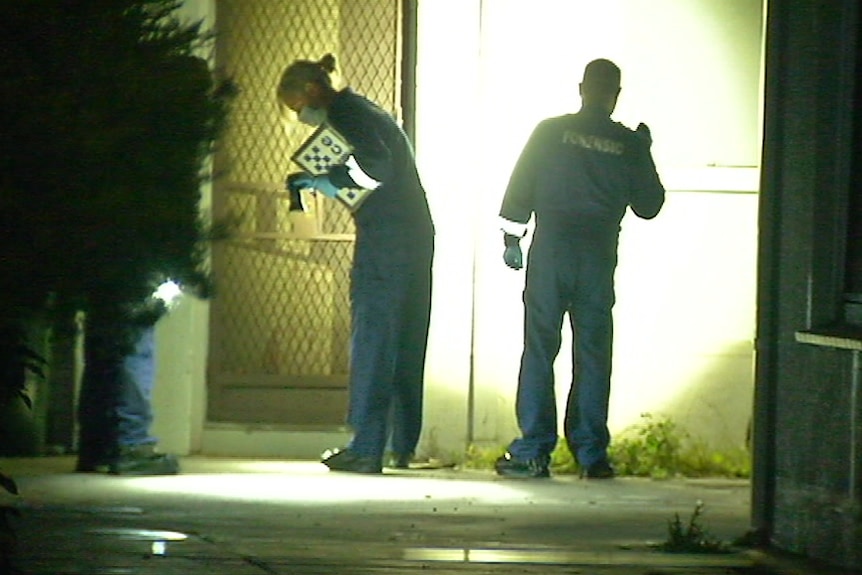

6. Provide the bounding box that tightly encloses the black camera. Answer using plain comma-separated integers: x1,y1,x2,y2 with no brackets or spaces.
285,172,309,212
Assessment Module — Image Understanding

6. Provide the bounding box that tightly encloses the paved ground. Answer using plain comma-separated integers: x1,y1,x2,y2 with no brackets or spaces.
0,456,851,574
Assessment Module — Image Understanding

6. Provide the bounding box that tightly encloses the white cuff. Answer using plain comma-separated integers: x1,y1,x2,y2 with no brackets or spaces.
345,156,381,190
500,217,528,238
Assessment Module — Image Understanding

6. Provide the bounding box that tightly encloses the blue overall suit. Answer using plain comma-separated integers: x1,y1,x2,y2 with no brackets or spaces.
499,105,664,470
325,89,435,466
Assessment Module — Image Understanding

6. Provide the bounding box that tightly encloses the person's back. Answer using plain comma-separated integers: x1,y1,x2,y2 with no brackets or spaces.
501,111,663,244
495,58,665,480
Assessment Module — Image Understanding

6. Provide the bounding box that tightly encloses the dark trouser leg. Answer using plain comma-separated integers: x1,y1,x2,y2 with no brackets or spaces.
508,246,565,461
347,289,395,461
564,246,616,468
77,328,121,468
348,237,433,463
388,245,433,457
347,242,406,462
78,322,157,467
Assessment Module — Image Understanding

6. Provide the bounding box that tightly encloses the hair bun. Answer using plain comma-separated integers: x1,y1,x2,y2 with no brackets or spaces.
318,53,337,73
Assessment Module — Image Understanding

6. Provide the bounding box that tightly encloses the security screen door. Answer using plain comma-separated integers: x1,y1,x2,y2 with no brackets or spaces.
208,0,403,426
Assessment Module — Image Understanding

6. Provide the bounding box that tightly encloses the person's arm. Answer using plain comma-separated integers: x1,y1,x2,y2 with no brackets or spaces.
500,124,543,229
499,124,543,269
628,123,665,219
328,104,393,190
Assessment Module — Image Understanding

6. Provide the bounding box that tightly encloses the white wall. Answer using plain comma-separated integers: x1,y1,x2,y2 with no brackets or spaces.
151,296,209,454
416,0,763,456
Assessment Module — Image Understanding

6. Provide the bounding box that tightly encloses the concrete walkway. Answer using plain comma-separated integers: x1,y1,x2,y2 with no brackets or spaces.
0,456,848,574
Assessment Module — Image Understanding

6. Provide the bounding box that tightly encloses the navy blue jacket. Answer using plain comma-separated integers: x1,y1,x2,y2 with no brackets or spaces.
326,88,434,242
500,105,664,240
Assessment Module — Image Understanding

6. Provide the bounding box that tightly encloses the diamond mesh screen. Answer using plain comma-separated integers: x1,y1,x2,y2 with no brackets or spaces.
209,0,401,424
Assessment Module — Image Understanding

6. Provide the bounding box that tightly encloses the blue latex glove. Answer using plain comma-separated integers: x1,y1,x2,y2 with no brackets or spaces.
286,172,339,199
311,174,339,198
503,233,523,270
503,245,523,270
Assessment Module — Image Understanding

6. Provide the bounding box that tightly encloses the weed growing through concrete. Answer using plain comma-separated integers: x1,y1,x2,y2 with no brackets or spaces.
609,413,751,478
609,413,684,478
660,501,730,554
461,443,507,469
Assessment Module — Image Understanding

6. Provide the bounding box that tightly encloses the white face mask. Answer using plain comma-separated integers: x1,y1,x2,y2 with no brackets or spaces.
298,106,327,127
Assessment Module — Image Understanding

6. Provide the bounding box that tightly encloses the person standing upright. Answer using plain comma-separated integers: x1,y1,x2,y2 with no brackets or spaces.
277,54,435,474
496,59,665,479
77,320,180,475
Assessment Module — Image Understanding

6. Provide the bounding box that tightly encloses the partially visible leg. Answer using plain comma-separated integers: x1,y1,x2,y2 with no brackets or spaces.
505,244,566,464
110,324,179,475
76,327,120,472
565,245,617,473
331,242,402,472
345,291,397,465
388,243,433,466
115,326,157,448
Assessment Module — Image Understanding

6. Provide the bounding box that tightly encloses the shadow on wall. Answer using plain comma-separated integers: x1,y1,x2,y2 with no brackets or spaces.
657,339,754,452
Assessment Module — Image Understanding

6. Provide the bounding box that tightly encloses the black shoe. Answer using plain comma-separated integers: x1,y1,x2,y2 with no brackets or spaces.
75,460,110,473
385,452,412,469
322,448,382,474
109,444,180,476
75,445,113,473
494,452,550,478
581,460,615,479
